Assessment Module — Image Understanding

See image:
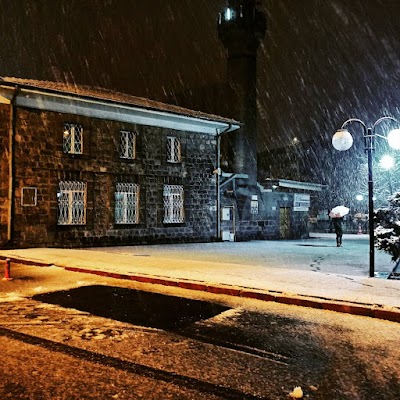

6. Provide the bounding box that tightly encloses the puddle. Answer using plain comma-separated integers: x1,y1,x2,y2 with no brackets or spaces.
32,285,229,329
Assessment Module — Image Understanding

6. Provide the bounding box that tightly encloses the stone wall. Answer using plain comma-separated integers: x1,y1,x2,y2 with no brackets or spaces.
0,104,10,244
3,106,219,248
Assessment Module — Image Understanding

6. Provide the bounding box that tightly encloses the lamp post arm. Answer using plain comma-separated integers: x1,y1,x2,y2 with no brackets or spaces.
340,118,367,134
372,116,399,132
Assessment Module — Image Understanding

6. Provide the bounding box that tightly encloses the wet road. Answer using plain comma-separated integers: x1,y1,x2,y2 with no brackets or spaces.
1,281,399,399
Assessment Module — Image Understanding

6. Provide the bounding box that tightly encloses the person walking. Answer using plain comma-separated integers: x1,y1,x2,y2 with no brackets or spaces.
332,216,344,247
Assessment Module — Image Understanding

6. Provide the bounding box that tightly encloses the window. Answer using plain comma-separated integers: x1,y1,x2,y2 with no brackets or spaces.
163,185,184,224
167,136,181,163
115,183,140,224
63,123,83,154
251,195,259,215
119,130,136,159
57,181,87,225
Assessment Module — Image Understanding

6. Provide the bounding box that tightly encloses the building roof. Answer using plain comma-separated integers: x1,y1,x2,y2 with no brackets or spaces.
0,77,241,135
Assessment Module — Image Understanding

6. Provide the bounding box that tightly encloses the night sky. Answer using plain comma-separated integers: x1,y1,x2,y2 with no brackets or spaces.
1,0,400,152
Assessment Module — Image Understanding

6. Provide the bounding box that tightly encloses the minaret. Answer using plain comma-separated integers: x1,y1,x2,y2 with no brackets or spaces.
218,0,266,186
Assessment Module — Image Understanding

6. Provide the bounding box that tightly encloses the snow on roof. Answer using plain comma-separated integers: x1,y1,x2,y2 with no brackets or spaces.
0,76,240,126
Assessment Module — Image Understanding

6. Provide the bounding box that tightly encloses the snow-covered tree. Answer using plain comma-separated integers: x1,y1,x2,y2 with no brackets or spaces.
375,192,400,261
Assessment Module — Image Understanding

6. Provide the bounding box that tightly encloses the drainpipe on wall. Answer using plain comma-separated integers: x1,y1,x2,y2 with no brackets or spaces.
215,124,231,240
7,86,19,243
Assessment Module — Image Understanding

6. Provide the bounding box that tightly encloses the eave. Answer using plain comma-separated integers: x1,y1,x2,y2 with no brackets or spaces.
0,84,240,135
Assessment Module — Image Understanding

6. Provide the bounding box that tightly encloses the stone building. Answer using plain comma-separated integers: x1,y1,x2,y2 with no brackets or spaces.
0,77,239,248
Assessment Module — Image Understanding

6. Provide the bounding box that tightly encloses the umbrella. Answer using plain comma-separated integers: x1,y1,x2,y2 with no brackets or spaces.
329,205,350,218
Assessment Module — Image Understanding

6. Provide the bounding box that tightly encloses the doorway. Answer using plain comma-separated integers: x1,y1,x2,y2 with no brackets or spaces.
279,207,291,239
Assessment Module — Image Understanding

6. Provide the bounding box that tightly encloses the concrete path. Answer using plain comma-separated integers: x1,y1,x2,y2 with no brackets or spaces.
0,234,399,322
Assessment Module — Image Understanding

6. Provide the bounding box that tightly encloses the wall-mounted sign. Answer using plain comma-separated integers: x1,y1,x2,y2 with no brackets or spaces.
293,193,310,212
21,187,37,206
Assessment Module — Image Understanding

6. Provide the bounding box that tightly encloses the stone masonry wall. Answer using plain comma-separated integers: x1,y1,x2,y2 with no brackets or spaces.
5,106,218,248
0,104,10,244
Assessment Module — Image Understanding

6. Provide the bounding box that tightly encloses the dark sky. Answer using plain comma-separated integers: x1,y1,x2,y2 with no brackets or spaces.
1,0,400,151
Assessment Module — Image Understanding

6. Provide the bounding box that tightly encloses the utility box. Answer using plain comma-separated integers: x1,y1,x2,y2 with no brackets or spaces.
222,207,231,221
222,230,230,241
222,230,235,241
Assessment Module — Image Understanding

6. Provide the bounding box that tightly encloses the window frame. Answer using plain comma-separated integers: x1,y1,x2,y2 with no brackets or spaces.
119,130,136,160
57,181,87,225
163,184,185,224
21,187,37,207
166,136,181,163
63,123,83,155
114,182,140,225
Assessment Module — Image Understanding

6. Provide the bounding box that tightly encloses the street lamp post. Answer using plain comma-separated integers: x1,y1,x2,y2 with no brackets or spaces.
332,117,400,278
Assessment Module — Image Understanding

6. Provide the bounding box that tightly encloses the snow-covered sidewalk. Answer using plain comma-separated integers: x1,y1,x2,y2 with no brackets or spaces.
0,239,399,322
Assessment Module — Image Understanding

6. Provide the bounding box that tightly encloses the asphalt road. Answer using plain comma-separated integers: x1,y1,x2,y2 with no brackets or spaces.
1,282,399,400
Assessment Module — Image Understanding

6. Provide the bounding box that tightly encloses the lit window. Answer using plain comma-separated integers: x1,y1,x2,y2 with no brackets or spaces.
57,181,87,225
163,185,184,224
63,123,83,154
119,131,136,159
115,183,140,224
167,136,181,163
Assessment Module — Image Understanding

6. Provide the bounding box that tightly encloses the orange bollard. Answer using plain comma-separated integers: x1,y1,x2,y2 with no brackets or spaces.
2,258,12,281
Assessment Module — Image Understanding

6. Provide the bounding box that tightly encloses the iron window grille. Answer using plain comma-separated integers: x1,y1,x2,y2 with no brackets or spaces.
250,200,259,214
163,185,185,224
115,183,140,224
166,136,181,163
63,123,83,154
119,130,136,159
57,181,87,225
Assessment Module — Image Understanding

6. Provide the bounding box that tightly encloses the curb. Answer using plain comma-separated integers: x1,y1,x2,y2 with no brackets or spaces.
62,266,400,324
3,257,400,324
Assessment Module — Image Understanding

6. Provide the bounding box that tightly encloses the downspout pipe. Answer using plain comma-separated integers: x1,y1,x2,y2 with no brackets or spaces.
7,86,19,243
216,124,232,240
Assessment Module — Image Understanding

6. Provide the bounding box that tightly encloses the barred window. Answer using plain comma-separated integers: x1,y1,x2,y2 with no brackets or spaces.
57,181,87,225
250,200,259,215
167,136,181,163
250,195,259,215
163,185,184,224
115,183,140,224
119,131,136,159
63,123,83,154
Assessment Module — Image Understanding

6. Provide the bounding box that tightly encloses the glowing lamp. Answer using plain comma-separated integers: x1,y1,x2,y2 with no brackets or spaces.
380,154,395,170
332,129,353,151
387,128,400,150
